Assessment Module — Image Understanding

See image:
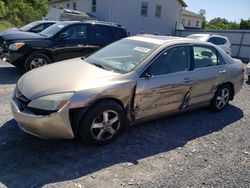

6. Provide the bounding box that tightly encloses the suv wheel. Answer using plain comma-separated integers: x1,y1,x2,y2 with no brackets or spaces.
210,84,231,111
77,100,126,145
24,53,52,71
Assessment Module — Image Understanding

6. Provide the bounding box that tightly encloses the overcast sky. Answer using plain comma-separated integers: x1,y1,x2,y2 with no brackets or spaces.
184,0,250,22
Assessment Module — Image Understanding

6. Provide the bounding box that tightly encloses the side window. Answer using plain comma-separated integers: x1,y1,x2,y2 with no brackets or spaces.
208,37,217,44
193,46,218,68
148,46,190,76
63,25,87,40
218,52,226,65
216,37,227,45
93,25,113,39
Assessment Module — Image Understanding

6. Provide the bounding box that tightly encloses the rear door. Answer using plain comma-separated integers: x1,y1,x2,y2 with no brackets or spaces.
134,45,194,120
53,24,92,61
189,45,228,105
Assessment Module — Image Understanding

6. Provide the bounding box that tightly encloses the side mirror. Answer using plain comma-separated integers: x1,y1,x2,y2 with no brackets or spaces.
58,32,69,40
144,72,152,79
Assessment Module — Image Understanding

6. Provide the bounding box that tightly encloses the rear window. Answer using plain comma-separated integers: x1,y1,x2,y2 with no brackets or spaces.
208,37,227,45
93,25,113,38
111,28,127,39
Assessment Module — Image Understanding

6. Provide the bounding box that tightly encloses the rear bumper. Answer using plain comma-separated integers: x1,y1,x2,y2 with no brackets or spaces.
11,98,75,139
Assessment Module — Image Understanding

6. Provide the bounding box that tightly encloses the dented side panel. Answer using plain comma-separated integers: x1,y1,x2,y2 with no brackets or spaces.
134,71,194,120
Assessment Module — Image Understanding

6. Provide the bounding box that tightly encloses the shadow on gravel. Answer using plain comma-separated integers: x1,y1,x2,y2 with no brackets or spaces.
0,104,243,188
0,67,24,85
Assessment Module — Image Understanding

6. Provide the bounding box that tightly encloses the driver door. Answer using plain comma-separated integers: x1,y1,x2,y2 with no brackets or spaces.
134,45,194,120
53,24,91,61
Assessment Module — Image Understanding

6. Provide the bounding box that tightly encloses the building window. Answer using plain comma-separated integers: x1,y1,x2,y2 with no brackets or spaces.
188,19,191,26
196,20,199,27
155,5,162,18
73,2,77,10
67,3,70,9
182,18,185,25
141,2,148,17
92,0,97,12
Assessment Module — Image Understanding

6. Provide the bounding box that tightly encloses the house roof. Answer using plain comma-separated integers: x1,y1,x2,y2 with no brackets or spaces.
49,0,187,7
182,9,204,19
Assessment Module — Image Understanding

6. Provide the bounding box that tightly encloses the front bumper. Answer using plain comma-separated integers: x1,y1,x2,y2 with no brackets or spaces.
11,98,75,139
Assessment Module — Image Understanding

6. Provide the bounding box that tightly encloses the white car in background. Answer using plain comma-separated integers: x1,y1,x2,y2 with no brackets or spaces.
187,34,232,56
246,62,250,80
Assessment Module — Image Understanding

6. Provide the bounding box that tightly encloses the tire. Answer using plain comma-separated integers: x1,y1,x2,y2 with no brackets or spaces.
77,100,126,145
24,53,52,71
210,84,232,112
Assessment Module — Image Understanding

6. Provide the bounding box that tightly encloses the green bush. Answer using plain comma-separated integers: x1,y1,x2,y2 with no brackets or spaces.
0,20,15,32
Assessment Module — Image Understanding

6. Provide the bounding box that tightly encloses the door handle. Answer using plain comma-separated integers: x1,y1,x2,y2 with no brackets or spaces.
183,77,194,83
219,70,226,74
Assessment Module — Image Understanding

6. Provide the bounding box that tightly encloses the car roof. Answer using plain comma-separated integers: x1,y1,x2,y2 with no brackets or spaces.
35,20,59,24
55,20,125,29
188,33,228,39
129,34,200,45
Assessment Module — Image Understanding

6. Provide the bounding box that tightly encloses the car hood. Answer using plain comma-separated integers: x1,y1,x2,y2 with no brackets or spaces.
2,31,46,41
17,58,122,100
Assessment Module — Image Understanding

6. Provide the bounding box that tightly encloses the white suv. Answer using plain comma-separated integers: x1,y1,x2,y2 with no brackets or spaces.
187,34,232,56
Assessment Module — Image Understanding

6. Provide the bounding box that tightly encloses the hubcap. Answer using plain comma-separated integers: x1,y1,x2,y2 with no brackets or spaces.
216,88,230,109
91,110,120,141
30,58,47,69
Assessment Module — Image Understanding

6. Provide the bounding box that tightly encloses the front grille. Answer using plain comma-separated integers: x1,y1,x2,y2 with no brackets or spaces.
15,88,30,111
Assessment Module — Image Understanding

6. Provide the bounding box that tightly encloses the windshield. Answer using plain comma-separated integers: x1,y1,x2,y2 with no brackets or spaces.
20,21,39,31
86,38,159,73
39,22,69,38
186,35,208,41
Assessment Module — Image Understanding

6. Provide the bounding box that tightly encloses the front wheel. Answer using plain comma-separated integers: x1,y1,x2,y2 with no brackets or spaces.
210,85,231,112
24,53,52,71
78,100,126,145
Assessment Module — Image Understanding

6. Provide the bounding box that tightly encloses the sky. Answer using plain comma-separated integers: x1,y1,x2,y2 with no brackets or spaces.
184,0,250,22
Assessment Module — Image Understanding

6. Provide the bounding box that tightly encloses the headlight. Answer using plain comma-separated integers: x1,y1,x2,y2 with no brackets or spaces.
9,42,25,51
247,62,250,67
28,92,74,111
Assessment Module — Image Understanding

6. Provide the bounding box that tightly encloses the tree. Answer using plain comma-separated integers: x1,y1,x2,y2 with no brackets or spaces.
240,18,250,30
0,1,6,18
198,9,207,29
0,0,48,26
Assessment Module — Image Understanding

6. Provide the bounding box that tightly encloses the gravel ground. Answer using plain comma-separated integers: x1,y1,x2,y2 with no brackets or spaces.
0,61,249,188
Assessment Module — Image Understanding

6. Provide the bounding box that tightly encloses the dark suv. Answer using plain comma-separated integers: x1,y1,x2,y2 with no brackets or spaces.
7,21,128,71
0,21,57,60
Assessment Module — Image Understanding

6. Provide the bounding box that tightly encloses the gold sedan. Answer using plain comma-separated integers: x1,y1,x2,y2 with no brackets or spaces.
11,35,245,145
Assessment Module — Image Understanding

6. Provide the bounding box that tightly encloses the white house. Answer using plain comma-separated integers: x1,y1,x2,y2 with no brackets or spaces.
47,0,187,35
180,9,204,29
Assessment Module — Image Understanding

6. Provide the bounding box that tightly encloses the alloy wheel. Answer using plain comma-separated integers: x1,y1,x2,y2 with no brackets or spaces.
30,58,47,69
216,88,230,109
90,110,120,141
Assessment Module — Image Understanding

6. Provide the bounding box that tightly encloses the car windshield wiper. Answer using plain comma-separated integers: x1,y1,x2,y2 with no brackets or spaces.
92,63,106,70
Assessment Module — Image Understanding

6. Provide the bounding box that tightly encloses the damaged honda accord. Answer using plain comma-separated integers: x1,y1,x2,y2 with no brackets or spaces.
11,35,244,145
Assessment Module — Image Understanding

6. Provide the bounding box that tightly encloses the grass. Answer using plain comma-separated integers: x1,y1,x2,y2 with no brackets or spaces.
0,20,15,32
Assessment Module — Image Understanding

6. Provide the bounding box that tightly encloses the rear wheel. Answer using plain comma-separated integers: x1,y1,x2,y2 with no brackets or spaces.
24,53,52,71
210,84,231,112
77,100,126,145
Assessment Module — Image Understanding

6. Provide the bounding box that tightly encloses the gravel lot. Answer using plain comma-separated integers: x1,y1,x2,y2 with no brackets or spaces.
0,61,249,188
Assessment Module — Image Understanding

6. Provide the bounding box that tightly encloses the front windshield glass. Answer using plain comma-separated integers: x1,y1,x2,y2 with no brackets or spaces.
20,21,39,31
39,22,69,38
86,38,159,73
